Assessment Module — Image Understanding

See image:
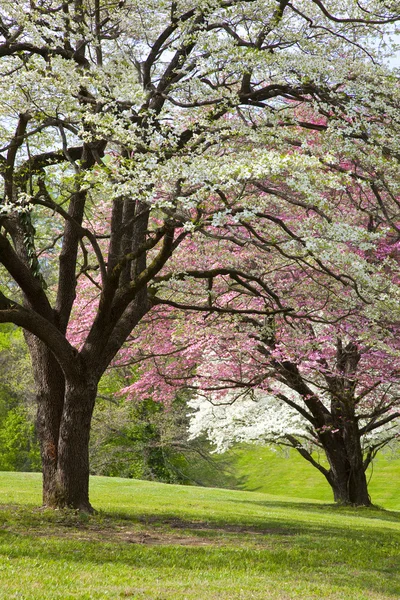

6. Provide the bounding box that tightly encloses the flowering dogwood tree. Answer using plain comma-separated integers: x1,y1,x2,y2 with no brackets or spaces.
0,0,399,510
123,135,400,506
127,219,400,505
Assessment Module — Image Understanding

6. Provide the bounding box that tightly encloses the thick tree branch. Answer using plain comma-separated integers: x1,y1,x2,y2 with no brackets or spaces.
0,293,77,379
359,412,400,436
0,232,53,319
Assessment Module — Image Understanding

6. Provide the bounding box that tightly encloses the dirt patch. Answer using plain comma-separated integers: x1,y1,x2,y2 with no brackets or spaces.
119,531,216,546
0,506,294,546
0,523,222,546
140,516,295,537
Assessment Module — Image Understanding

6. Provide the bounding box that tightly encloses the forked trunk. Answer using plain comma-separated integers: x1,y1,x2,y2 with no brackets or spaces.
29,337,97,511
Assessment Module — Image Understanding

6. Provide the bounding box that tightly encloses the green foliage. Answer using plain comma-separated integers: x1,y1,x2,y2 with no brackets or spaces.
0,324,35,401
90,370,237,486
0,407,41,472
0,324,39,472
91,395,176,481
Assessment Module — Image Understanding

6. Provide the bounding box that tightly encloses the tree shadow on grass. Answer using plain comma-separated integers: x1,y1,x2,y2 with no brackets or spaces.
0,522,399,599
0,494,399,599
224,496,400,524
1,498,400,600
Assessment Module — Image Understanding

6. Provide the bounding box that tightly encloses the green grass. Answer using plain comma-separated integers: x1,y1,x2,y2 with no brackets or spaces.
0,472,400,598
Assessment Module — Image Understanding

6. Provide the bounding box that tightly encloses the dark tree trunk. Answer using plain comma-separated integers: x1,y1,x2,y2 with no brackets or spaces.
25,335,66,506
321,424,371,506
27,334,97,511
321,341,371,505
279,340,371,506
52,379,97,512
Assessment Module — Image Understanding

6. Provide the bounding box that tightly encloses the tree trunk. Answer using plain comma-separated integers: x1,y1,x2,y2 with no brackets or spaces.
51,379,97,512
321,341,371,505
27,335,97,511
25,336,66,506
322,426,371,506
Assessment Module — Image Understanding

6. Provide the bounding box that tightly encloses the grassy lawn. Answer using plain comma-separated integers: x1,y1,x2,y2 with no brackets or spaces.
0,472,399,599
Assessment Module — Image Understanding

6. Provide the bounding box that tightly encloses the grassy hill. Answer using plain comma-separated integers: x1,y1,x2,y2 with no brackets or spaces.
228,445,400,509
0,471,400,599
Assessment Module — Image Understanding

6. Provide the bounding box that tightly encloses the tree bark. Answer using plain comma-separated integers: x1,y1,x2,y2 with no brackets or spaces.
321,426,371,506
25,335,66,506
52,378,97,512
321,341,371,505
27,333,97,511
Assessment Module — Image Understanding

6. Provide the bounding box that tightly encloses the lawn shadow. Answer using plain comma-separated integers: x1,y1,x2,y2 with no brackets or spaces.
224,496,400,524
0,500,400,599
0,518,399,599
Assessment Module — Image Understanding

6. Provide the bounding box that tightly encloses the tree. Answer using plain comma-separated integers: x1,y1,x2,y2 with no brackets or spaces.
126,220,400,505
122,131,400,506
0,0,399,510
186,322,400,506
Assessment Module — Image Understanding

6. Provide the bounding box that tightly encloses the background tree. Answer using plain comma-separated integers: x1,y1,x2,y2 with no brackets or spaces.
123,145,400,506
127,235,400,505
90,372,236,486
0,0,399,510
